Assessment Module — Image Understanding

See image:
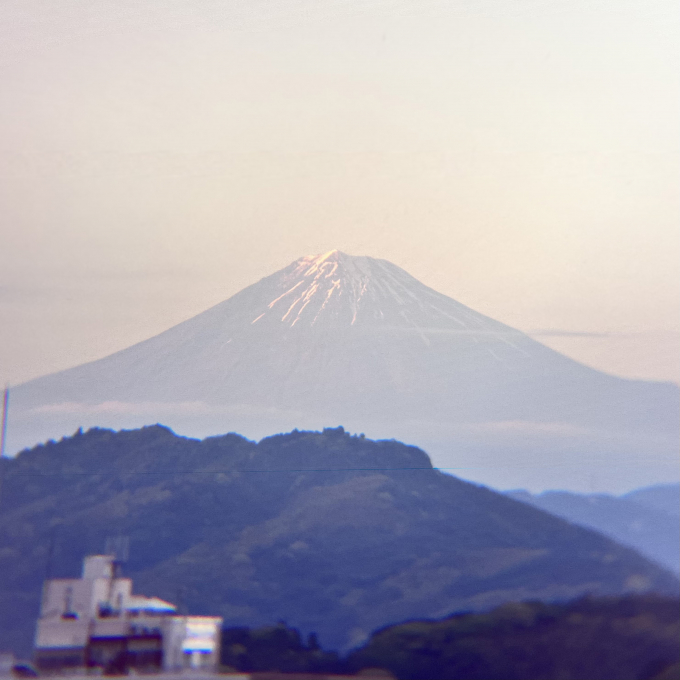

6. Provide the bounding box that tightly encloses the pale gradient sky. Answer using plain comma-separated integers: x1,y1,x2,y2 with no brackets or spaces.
1,0,678,388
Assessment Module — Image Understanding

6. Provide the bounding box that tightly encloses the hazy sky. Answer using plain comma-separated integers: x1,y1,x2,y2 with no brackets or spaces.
1,0,678,388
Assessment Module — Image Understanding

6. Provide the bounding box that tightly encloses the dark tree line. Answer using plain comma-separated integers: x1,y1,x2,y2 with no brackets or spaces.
221,594,680,680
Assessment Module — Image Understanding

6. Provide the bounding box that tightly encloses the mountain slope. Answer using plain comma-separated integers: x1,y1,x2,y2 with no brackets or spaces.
0,426,677,657
8,251,679,491
506,487,680,574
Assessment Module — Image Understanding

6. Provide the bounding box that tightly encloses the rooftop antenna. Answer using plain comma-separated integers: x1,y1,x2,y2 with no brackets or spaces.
40,533,57,616
45,532,57,581
105,535,130,578
0,386,8,459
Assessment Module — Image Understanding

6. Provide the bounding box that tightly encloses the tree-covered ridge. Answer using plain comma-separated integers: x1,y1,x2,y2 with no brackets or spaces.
347,594,680,680
223,595,680,680
0,425,677,658
221,623,345,675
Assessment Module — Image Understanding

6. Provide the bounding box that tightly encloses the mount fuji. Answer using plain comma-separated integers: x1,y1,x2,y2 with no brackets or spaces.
8,251,679,491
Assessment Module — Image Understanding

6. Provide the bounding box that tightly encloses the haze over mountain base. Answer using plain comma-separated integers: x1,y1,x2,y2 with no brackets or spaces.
7,408,677,494
8,251,678,493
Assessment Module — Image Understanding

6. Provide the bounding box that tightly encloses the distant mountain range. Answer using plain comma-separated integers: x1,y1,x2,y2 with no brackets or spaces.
8,250,679,491
506,484,679,574
0,426,677,657
623,485,680,518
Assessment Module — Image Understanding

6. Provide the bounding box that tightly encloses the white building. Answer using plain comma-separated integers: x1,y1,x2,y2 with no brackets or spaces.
35,555,222,673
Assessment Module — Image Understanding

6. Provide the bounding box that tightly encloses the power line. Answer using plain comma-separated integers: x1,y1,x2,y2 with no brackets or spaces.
5,466,479,477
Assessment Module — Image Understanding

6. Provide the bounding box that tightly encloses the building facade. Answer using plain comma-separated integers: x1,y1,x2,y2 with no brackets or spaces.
34,555,222,673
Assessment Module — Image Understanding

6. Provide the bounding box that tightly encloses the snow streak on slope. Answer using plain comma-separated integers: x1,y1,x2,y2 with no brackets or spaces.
267,250,416,327
248,250,519,342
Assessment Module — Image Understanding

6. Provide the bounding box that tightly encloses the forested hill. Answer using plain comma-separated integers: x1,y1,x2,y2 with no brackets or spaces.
219,595,680,679
0,425,677,657
346,594,680,680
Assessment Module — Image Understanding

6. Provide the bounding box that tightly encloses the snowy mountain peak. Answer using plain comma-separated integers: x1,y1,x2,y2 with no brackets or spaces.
294,249,342,274
251,250,379,328
247,250,503,333
8,250,678,493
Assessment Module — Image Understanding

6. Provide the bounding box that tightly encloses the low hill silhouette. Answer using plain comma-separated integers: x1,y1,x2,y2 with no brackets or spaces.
0,425,677,656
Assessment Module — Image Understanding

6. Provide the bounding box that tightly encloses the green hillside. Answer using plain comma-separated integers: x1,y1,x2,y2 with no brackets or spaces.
0,425,677,657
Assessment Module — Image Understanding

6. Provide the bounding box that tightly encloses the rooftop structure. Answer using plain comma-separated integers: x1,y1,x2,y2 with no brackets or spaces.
34,555,221,674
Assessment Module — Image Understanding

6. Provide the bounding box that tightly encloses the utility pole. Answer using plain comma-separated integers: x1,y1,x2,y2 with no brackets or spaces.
0,386,8,459
0,386,7,508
